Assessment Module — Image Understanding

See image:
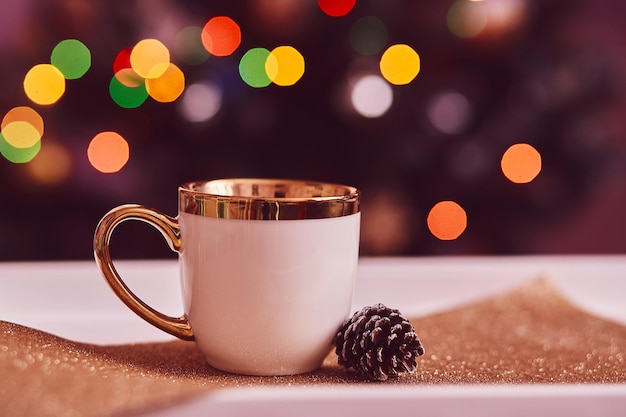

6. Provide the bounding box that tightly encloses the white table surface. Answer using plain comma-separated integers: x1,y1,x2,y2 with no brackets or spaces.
1,255,626,416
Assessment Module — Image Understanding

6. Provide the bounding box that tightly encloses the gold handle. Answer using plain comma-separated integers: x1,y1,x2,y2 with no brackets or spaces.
93,204,194,341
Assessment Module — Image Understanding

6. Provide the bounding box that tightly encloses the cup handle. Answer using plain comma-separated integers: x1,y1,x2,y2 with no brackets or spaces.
93,204,194,341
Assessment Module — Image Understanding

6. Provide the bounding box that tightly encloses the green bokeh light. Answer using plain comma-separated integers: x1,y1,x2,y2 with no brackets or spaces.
109,74,149,108
50,39,92,80
239,48,272,88
175,26,210,65
0,131,41,163
349,16,388,55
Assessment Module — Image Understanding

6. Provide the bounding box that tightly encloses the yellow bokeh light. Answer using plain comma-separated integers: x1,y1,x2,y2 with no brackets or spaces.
145,63,185,103
114,67,145,88
265,46,305,86
501,143,542,184
26,141,72,185
2,106,44,136
87,131,130,173
427,201,467,241
379,44,420,85
23,64,66,105
1,121,41,148
130,39,170,79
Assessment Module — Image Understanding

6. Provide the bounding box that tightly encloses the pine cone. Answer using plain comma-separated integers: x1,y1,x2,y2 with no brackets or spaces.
334,303,425,381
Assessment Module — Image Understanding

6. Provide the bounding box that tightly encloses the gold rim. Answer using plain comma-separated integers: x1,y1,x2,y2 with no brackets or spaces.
179,179,360,220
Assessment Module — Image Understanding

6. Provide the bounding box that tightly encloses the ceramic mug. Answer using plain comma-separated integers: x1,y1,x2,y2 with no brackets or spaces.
93,179,361,376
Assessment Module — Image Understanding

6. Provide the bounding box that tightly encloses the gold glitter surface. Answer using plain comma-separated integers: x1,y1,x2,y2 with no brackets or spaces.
1,278,625,417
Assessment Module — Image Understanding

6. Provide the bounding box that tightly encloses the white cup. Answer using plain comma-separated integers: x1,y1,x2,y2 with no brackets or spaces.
94,179,361,375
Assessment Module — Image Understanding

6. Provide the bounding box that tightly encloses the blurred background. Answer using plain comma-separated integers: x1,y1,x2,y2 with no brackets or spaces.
1,0,625,261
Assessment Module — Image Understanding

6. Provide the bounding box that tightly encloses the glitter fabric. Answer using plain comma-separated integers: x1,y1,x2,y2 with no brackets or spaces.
1,278,624,417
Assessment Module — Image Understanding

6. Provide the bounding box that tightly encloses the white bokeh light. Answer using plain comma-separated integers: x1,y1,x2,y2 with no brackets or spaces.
178,81,223,123
351,75,393,118
427,91,474,135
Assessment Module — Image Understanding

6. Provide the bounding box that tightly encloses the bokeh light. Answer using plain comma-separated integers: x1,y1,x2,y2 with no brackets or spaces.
87,131,130,173
317,0,356,17
130,39,170,79
360,190,414,255
1,121,41,149
109,74,149,108
26,141,72,185
23,64,66,105
265,46,305,86
0,132,41,163
2,106,44,137
380,44,420,85
113,47,133,74
113,67,144,88
249,0,313,36
50,39,91,80
349,16,388,55
1,106,44,164
201,16,241,57
427,201,467,240
427,91,474,135
175,26,210,65
501,143,542,184
145,63,185,103
482,0,527,37
351,75,393,118
239,47,272,88
447,0,488,39
448,0,528,39
179,81,223,123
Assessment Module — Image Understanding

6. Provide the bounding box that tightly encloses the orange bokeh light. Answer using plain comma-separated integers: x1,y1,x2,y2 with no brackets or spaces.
201,16,241,57
501,143,542,184
2,106,44,136
87,131,130,173
27,141,72,184
427,201,467,240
